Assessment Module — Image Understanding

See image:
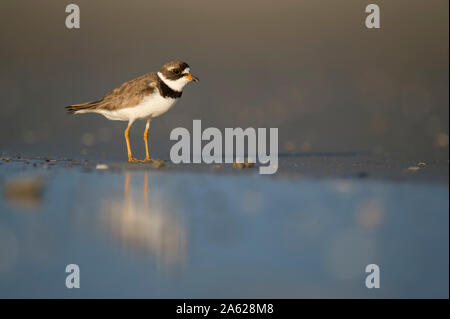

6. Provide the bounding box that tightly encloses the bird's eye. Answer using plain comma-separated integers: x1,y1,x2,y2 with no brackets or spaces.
173,69,180,74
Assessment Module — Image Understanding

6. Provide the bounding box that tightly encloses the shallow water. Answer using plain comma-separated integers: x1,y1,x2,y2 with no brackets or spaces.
0,164,448,298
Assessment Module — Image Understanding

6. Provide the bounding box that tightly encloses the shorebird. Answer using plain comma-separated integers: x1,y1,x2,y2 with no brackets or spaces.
66,61,198,162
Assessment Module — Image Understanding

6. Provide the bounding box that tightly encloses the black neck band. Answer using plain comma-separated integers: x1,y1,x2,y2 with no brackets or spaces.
158,76,182,99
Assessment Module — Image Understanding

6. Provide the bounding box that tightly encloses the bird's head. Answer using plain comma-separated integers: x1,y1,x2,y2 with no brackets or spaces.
157,60,199,92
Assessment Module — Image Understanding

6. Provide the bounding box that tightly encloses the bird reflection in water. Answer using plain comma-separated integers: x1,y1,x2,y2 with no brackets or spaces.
100,171,186,267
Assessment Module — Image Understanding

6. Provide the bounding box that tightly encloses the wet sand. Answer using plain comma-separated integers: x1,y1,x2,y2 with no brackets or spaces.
0,154,448,298
1,152,448,183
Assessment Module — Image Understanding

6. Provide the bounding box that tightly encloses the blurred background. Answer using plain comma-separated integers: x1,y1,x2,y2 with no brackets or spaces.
0,0,448,160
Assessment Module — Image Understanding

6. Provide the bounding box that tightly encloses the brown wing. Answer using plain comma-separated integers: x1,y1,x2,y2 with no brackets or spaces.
100,72,159,111
66,73,158,114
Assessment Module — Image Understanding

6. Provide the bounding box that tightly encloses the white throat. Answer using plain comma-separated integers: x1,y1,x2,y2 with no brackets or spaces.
157,72,190,92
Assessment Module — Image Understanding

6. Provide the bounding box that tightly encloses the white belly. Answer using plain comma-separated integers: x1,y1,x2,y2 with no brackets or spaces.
96,93,178,122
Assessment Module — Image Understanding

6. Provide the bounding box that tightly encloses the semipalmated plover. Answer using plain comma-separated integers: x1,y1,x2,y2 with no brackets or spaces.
66,61,198,162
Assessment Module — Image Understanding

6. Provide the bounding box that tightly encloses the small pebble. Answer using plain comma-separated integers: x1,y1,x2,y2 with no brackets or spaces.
417,162,426,167
233,161,245,169
244,158,255,168
234,157,255,169
152,159,166,169
408,166,420,171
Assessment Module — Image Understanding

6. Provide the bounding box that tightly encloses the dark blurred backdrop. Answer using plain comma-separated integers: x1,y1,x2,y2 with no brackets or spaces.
0,0,448,160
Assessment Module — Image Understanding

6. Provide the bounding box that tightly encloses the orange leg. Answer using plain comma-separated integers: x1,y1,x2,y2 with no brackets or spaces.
143,120,152,162
125,124,139,163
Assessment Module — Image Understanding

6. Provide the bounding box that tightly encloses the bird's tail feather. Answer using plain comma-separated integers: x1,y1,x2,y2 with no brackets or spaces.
65,99,103,114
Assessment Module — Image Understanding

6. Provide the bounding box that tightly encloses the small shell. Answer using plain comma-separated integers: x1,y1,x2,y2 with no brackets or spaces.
96,164,109,170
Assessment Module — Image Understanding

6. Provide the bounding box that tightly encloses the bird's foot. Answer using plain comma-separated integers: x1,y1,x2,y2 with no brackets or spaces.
128,157,140,163
142,157,152,162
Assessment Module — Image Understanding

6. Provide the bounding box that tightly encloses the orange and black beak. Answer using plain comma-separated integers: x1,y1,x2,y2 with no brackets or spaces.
186,73,199,82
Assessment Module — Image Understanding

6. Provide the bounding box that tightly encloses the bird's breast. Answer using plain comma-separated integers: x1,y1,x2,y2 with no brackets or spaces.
134,93,178,120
